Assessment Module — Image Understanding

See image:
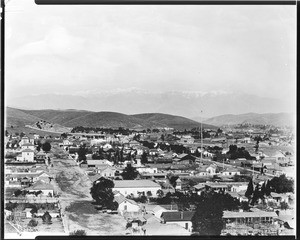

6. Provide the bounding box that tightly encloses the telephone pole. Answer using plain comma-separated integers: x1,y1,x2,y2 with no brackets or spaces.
200,110,203,161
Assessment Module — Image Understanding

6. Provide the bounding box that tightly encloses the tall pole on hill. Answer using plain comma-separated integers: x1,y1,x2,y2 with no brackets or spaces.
200,110,203,161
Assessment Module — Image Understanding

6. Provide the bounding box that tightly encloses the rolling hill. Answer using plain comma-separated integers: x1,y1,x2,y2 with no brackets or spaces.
6,107,215,130
202,112,295,127
6,90,292,119
133,113,216,130
5,107,41,127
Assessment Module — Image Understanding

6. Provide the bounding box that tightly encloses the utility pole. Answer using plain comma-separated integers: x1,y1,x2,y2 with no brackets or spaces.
200,110,203,161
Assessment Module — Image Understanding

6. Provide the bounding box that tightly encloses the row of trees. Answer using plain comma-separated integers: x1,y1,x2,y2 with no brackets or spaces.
245,175,294,205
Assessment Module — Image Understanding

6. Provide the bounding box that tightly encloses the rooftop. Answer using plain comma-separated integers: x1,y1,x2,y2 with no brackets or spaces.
161,211,195,222
223,210,278,219
22,149,35,153
26,180,54,191
113,180,161,188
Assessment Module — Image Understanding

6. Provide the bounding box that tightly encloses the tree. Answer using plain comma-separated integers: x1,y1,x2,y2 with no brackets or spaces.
61,133,68,139
167,174,179,188
42,211,52,224
121,164,139,180
280,201,288,210
251,184,260,205
269,174,294,193
14,189,22,197
28,219,38,227
265,180,271,196
260,182,266,196
77,144,88,162
70,230,87,236
146,191,152,198
36,141,42,152
90,177,118,210
141,152,148,164
245,179,254,199
42,142,51,153
192,192,225,235
241,201,250,211
156,189,164,198
30,205,38,215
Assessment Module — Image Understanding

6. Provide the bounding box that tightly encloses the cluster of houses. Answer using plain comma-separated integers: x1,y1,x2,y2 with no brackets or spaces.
4,127,295,236
4,136,60,238
89,176,294,236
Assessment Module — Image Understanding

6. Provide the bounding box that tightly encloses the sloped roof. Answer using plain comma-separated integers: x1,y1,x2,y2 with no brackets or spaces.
161,211,195,222
205,182,229,188
88,174,102,183
177,153,188,159
223,210,278,219
7,172,43,179
21,142,34,146
22,149,34,153
193,183,206,189
159,204,179,211
114,180,161,188
26,180,54,190
114,193,139,206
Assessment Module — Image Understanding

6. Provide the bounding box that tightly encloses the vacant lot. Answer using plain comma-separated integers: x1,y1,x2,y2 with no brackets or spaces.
65,200,126,235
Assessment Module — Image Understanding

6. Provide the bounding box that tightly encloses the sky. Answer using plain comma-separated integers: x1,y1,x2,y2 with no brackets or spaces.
4,1,296,107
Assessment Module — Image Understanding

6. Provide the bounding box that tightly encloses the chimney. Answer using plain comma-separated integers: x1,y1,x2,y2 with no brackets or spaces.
180,211,183,219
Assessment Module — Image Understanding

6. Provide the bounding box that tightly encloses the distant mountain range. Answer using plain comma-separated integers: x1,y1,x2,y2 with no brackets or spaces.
202,112,295,127
6,107,216,131
6,89,293,118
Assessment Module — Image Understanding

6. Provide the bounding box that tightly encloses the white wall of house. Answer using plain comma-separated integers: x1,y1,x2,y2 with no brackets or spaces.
231,185,248,192
137,167,158,174
197,172,209,176
118,201,140,216
165,221,193,232
113,187,161,198
206,166,216,175
21,145,35,151
17,152,35,162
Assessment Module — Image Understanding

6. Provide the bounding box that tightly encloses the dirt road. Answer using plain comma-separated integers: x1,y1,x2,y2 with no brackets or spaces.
49,158,126,235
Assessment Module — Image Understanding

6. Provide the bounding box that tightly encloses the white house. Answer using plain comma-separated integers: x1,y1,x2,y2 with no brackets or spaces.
206,165,217,175
219,167,240,176
17,149,35,162
113,180,161,198
87,159,113,167
20,137,34,146
21,142,35,151
175,178,182,190
25,180,54,196
136,166,158,174
114,192,141,216
230,182,248,192
96,166,117,178
178,135,195,144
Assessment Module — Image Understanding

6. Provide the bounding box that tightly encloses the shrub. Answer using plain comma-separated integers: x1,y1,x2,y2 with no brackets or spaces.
69,229,87,236
28,219,38,227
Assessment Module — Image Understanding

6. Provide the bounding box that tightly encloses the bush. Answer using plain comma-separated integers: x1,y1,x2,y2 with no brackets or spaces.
42,211,52,224
69,229,87,236
28,219,38,227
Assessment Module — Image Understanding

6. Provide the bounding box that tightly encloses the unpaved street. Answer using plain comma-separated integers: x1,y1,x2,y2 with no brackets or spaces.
49,158,126,235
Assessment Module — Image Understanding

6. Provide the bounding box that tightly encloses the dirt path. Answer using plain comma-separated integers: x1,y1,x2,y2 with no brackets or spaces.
49,158,126,235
